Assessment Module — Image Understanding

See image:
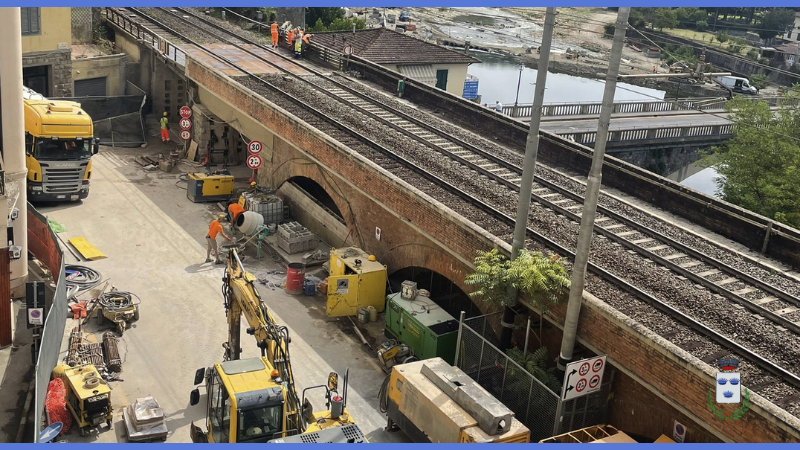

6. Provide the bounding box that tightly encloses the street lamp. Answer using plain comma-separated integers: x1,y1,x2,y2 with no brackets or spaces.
513,61,525,117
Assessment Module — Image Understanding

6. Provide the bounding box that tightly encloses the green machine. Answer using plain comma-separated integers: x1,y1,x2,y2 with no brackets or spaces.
384,281,459,363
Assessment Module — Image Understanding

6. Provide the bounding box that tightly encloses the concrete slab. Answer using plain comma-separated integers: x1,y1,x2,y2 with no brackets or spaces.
34,137,404,443
183,43,313,78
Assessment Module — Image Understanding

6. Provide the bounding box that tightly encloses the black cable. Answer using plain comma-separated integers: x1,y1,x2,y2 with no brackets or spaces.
64,265,102,291
97,291,140,311
378,374,391,414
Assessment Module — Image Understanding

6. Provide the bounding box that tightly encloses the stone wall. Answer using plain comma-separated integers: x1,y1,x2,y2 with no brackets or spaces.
22,48,73,97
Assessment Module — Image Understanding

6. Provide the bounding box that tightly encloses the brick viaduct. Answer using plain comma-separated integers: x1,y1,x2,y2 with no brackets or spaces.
112,26,800,442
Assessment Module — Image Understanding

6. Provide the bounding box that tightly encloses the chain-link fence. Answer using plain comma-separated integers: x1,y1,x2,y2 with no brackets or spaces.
455,314,612,442
53,94,147,147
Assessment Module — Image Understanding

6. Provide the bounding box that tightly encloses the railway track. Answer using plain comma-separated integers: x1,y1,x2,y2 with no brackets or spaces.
114,7,800,413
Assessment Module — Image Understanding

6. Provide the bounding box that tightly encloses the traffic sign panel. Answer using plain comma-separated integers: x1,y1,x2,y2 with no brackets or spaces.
179,118,192,130
180,106,192,118
561,355,607,402
180,130,191,141
248,140,263,154
247,154,262,169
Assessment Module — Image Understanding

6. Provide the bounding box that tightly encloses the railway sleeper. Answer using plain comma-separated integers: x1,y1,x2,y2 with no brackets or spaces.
663,252,687,261
753,296,778,305
716,277,738,286
697,269,720,277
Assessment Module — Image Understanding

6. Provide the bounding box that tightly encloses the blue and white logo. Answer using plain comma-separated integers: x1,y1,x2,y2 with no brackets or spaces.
715,372,741,404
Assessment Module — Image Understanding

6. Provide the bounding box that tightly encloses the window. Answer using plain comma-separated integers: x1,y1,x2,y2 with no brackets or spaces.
208,372,230,443
21,8,40,36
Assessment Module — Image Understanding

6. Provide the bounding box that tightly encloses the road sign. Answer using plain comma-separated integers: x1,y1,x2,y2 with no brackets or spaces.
247,154,262,170
673,420,687,443
180,130,191,141
180,106,192,119
179,118,192,130
336,279,349,294
248,140,263,154
561,355,606,402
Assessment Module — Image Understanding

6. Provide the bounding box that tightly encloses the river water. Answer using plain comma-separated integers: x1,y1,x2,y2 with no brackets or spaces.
466,50,666,105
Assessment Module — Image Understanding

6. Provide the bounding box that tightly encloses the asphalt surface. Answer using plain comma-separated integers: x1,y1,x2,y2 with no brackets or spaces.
35,138,406,443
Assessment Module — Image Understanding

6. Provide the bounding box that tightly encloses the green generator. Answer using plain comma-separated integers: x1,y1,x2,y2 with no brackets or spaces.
384,281,459,362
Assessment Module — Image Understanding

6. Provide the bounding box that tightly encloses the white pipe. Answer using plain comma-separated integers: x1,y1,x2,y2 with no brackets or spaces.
0,8,29,295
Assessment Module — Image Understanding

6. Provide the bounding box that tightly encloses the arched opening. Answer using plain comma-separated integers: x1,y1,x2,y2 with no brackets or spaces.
284,176,344,221
388,267,479,319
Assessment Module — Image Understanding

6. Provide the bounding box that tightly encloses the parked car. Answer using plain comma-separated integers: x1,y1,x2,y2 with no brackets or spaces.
399,10,410,21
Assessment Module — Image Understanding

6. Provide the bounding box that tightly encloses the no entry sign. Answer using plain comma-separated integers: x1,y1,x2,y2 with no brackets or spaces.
248,140,263,154
247,154,262,170
179,118,192,130
180,106,192,118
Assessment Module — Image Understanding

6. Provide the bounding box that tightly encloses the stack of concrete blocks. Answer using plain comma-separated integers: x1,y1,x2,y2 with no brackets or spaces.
277,221,320,255
243,192,284,225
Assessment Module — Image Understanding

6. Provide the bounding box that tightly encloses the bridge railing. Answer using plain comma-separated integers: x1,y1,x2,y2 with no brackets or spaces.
507,96,792,119
104,7,187,67
559,123,734,146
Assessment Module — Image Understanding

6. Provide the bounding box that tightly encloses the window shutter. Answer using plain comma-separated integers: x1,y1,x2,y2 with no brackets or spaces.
31,8,40,34
20,8,29,34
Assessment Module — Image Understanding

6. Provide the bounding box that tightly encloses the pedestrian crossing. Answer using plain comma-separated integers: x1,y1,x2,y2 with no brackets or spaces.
99,152,129,169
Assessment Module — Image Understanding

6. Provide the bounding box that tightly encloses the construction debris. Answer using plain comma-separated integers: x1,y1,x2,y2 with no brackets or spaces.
102,332,123,373
123,397,168,442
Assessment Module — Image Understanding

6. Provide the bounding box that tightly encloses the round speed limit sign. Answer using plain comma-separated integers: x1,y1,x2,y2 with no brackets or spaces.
248,140,263,154
247,154,262,170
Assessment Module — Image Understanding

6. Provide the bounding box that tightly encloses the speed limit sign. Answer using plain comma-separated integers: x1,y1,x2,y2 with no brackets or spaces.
248,140,263,154
179,118,192,130
246,154,262,170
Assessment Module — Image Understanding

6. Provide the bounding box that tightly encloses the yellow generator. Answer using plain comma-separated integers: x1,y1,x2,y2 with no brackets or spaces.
326,247,387,317
186,172,235,203
384,358,530,443
52,364,113,437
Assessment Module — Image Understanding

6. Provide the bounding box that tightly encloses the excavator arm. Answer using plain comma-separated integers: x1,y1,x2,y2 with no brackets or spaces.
222,248,305,434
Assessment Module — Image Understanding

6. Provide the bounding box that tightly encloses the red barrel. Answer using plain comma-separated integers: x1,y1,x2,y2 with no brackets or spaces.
285,263,305,295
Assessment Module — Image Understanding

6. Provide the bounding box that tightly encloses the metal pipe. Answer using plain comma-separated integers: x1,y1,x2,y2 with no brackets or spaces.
0,8,29,299
523,316,531,357
558,7,630,370
499,7,556,351
453,310,465,366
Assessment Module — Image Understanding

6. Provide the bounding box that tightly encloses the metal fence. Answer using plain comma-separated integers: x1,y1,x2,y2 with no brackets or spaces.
454,313,612,442
104,7,186,67
31,206,69,442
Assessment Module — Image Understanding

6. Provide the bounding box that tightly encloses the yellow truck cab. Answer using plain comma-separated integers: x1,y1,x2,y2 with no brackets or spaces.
23,87,98,202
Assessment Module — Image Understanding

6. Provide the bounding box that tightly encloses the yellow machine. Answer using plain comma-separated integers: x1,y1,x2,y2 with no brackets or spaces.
24,86,98,202
186,172,235,203
382,358,530,443
326,247,387,317
189,248,367,443
52,364,113,437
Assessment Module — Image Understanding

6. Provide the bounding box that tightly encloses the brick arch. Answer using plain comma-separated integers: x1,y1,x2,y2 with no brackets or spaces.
378,242,494,317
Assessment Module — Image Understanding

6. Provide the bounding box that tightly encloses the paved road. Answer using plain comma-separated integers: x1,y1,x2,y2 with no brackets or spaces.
539,112,732,134
39,142,405,443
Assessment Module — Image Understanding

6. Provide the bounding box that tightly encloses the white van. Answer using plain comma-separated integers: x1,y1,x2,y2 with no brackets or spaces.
716,76,759,95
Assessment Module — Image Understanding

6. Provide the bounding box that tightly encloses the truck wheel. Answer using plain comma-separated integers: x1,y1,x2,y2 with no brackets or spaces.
80,427,87,437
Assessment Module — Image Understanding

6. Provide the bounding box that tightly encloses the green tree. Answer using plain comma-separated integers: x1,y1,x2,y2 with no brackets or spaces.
653,8,678,30
695,20,709,32
758,8,795,40
749,73,768,90
305,7,345,28
506,347,562,393
465,248,570,311
705,88,800,227
716,31,730,43
226,7,276,22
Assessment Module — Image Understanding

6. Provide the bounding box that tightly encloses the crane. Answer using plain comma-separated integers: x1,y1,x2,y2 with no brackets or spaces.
189,248,366,443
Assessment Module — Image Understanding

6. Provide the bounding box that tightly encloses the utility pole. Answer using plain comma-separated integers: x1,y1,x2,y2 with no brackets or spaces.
1,8,29,304
513,61,525,118
557,7,630,370
499,7,556,351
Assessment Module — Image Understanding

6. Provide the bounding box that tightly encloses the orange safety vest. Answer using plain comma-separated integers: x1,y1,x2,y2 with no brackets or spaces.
270,23,278,34
287,30,294,44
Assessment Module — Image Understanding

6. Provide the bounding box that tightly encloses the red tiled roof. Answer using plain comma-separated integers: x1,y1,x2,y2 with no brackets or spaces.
310,28,480,65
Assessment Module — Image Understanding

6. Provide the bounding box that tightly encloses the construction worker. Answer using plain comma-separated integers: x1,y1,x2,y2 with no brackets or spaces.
205,214,231,264
227,200,245,233
160,112,170,143
270,21,279,48
302,31,312,46
286,28,295,46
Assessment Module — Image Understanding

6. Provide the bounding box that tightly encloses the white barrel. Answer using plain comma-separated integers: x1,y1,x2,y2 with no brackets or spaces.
238,211,264,235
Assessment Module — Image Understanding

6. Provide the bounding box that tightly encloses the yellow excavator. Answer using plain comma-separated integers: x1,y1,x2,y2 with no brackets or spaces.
189,248,367,443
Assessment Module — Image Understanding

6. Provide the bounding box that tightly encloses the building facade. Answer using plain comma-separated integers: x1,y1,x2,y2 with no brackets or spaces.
21,7,74,97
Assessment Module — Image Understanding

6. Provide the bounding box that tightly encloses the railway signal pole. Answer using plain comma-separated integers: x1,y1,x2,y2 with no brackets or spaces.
558,7,630,371
500,7,556,351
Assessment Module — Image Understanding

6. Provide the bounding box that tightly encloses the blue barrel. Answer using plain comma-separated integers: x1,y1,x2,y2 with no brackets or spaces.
304,280,316,296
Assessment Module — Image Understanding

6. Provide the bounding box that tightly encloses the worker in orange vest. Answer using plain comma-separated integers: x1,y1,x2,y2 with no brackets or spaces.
286,28,295,46
302,31,312,45
270,22,279,48
227,200,245,235
205,214,231,264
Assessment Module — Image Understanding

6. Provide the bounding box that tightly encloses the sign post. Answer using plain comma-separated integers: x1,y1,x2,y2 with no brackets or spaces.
560,355,606,402
179,107,192,151
247,141,263,181
179,105,192,119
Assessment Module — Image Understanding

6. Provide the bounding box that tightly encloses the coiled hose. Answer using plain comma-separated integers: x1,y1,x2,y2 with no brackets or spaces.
97,291,140,311
378,374,391,414
64,265,102,291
